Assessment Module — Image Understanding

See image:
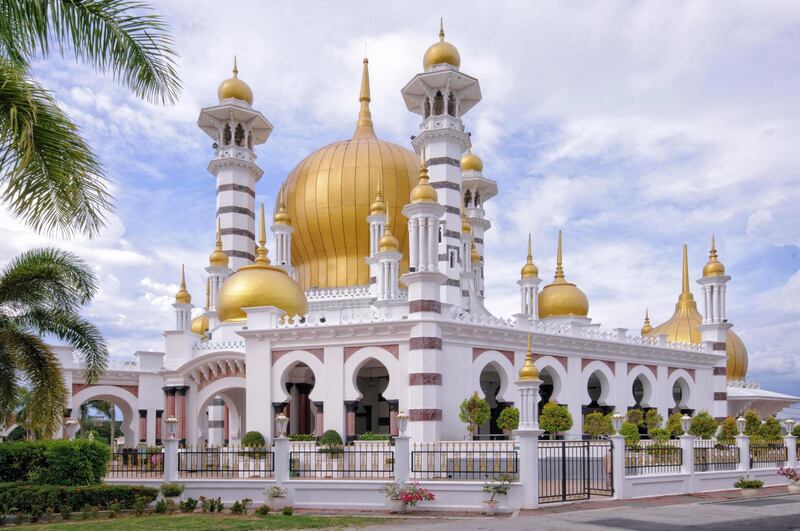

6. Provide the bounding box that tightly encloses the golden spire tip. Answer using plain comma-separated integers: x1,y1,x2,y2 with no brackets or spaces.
554,230,564,279
681,243,689,294
527,233,533,261
180,264,186,288
439,17,445,41
259,203,266,246
233,55,238,76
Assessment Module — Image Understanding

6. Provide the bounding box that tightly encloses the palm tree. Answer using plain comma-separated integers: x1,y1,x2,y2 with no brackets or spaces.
0,0,181,237
0,248,107,438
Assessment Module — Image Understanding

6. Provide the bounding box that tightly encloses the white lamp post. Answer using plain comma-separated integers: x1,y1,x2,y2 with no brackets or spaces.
64,418,78,440
165,416,178,440
396,412,409,435
611,413,624,435
784,418,795,435
680,415,692,435
275,413,289,438
736,416,746,435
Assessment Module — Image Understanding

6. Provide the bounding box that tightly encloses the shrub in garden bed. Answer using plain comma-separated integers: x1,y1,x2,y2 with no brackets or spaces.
0,439,109,485
160,482,185,498
179,497,198,513
288,434,316,441
0,483,158,513
356,432,391,441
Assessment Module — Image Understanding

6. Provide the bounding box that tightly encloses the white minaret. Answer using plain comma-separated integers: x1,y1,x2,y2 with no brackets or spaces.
517,235,542,320
173,265,193,331
375,203,401,303
402,20,482,308
366,179,387,292
461,149,496,300
271,185,295,278
206,220,231,319
198,59,272,271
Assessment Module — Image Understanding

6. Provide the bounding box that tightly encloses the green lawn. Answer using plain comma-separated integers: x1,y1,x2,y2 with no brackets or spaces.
25,513,397,530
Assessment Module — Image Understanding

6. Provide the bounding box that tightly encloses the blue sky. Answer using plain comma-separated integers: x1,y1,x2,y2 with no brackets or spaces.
2,0,798,396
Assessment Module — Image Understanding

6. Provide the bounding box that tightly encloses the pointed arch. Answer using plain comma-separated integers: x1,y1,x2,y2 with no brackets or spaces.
343,346,399,402
472,350,515,403
271,350,324,404
581,361,615,406
628,365,657,408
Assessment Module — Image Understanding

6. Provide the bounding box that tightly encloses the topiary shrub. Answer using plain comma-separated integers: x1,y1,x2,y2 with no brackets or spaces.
759,416,783,440
318,430,343,454
356,432,391,441
459,393,491,435
689,411,717,439
288,434,316,441
649,428,670,441
241,431,266,448
540,402,573,440
645,410,664,433
497,407,520,433
583,412,612,439
667,412,684,438
743,409,761,437
160,482,184,498
620,422,640,447
626,409,644,428
718,417,739,444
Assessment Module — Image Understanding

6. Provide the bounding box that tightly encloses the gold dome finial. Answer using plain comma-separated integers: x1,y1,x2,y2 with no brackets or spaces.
555,230,565,280
254,204,271,266
175,265,191,304
521,234,539,279
679,243,694,304
274,185,292,225
423,18,461,70
410,155,438,203
537,230,590,318
379,198,400,252
439,17,445,41
209,219,229,268
218,56,254,104
703,234,725,277
353,58,376,139
641,308,653,336
370,175,386,216
518,333,539,381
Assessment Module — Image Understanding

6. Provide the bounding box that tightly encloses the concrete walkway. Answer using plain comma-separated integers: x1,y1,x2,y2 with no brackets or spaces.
370,489,800,530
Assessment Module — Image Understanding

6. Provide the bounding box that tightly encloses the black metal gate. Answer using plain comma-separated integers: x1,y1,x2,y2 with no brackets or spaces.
538,440,613,503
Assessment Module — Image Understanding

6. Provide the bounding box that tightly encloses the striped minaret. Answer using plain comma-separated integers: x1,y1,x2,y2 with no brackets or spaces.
198,59,273,271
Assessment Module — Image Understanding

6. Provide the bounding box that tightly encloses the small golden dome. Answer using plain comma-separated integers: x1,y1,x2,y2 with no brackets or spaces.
411,163,438,203
217,206,308,321
518,334,540,381
461,149,483,172
370,180,386,216
471,244,480,264
175,265,191,305
218,57,253,105
726,329,748,381
703,235,725,277
423,19,461,71
209,220,229,268
273,185,291,225
538,231,589,318
520,234,539,279
191,314,209,336
379,227,400,252
462,211,472,234
641,309,653,336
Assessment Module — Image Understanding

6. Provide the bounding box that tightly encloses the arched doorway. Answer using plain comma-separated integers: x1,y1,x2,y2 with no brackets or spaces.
354,359,389,437
285,362,316,436
70,386,138,447
584,372,613,415
671,378,692,415
539,368,556,415
479,364,505,437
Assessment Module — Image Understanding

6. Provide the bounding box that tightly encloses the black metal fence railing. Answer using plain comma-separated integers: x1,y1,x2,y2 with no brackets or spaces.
410,442,518,480
178,446,274,478
750,443,788,469
107,447,164,478
538,440,613,503
290,448,394,479
624,441,682,476
693,441,740,472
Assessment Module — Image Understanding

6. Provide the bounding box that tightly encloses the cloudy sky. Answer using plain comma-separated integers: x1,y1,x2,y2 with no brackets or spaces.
6,0,799,395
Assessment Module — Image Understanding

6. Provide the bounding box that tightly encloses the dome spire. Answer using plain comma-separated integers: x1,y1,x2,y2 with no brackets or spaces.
218,55,253,104
370,175,386,216
703,234,726,277
175,265,191,304
439,17,445,41
554,230,565,281
641,308,652,336
378,197,399,251
233,55,238,77
353,58,375,139
274,184,292,225
209,219,229,268
518,333,539,381
410,154,437,203
520,233,539,279
254,204,271,265
679,243,694,303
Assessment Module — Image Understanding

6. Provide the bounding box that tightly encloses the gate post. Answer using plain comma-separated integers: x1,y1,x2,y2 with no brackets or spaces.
784,433,797,468
164,437,179,482
735,434,750,472
609,434,626,500
514,334,543,509
679,434,696,494
274,436,290,484
394,435,410,484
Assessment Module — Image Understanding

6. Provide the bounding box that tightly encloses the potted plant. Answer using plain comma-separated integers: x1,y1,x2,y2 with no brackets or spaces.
778,467,800,494
734,476,764,498
459,393,491,438
264,486,288,510
481,476,512,515
318,430,345,478
496,407,519,436
380,482,435,513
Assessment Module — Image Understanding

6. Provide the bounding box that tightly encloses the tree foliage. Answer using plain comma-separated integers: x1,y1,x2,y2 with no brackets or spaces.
689,410,717,439
743,409,761,437
645,409,664,433
458,392,491,434
583,412,612,439
759,416,782,441
540,402,572,439
667,412,685,437
496,406,519,432
718,416,739,444
626,408,644,428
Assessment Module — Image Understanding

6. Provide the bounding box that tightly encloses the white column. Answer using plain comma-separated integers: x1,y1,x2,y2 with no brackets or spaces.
274,436,290,484
427,219,437,272
409,219,418,270
736,434,750,472
164,438,179,482
610,434,626,499
680,434,695,493
394,435,410,484
784,435,797,468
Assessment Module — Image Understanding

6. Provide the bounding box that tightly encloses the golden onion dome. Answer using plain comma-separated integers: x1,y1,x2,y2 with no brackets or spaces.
191,314,209,336
644,244,747,380
703,235,725,277
175,265,191,305
471,244,480,264
462,211,472,234
641,309,653,336
209,220,229,268
538,231,589,318
520,234,539,279
218,57,253,105
369,180,386,216
217,206,308,321
379,227,400,252
273,185,292,225
276,58,418,289
423,19,461,71
518,334,540,381
411,162,437,203
461,149,483,172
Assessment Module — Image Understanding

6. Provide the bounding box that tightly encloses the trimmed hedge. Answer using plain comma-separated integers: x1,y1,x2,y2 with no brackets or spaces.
241,431,266,447
0,483,158,513
0,440,109,485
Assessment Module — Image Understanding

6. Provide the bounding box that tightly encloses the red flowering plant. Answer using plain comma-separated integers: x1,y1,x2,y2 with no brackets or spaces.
380,482,435,508
778,467,800,483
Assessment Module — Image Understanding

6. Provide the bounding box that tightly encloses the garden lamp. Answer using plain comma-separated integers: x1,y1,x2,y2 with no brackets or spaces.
275,413,289,438
165,416,178,439
736,416,746,435
611,413,624,435
64,417,78,439
680,415,691,435
397,411,409,435
784,418,795,434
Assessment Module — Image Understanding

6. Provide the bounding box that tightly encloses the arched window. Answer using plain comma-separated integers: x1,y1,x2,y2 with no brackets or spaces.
447,92,456,116
474,191,481,207
234,124,245,146
223,124,232,145
449,250,455,269
464,190,472,207
423,97,431,118
433,91,444,115
438,225,442,243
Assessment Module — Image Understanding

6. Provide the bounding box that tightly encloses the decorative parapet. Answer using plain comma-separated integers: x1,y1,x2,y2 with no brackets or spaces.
193,340,246,352
73,355,139,371
446,305,516,328
306,285,375,301
727,380,760,389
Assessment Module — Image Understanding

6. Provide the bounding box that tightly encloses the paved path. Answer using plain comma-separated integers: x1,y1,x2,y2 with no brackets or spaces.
370,492,800,530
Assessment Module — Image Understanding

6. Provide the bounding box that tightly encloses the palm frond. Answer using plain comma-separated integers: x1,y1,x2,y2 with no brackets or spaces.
0,247,98,312
0,0,181,104
0,345,19,427
0,59,113,237
0,327,66,438
17,307,107,383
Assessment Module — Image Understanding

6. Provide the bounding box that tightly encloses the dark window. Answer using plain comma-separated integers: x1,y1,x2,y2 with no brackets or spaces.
447,92,456,116
433,91,444,115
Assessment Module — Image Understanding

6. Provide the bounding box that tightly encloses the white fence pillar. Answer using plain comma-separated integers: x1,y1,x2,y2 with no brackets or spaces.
784,435,797,468
610,434,626,500
274,437,290,484
680,434,695,493
736,434,750,472
164,438,179,482
515,428,542,509
394,435,410,484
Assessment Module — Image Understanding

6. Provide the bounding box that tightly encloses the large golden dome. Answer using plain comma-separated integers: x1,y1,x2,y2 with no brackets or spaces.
538,231,589,318
278,59,419,289
218,207,308,321
645,244,747,380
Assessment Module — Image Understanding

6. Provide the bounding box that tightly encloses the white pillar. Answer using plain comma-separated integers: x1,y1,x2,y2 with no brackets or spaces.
274,436,290,484
164,438,179,482
736,434,750,472
610,434,626,499
394,435,410,484
784,435,797,468
679,434,695,493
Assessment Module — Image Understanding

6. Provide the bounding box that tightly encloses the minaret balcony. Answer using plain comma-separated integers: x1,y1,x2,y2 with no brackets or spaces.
215,145,256,163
